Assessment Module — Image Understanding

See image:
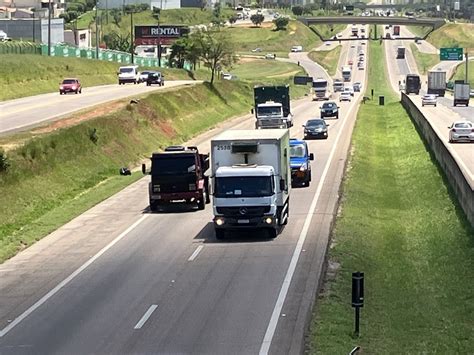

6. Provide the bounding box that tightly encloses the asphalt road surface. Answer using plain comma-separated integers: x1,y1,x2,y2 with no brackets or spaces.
0,39,368,354
0,80,200,136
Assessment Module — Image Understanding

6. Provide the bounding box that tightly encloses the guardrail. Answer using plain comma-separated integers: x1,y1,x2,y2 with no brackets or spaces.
401,92,474,227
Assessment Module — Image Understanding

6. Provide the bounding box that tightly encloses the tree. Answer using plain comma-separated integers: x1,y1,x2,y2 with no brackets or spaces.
169,39,188,68
292,6,303,16
250,13,265,26
228,14,238,26
273,16,289,30
191,29,235,84
103,31,131,52
110,9,122,27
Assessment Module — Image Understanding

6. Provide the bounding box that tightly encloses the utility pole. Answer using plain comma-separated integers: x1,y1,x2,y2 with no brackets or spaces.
32,11,35,43
47,0,51,55
130,9,134,64
466,52,469,84
154,6,161,67
95,0,99,59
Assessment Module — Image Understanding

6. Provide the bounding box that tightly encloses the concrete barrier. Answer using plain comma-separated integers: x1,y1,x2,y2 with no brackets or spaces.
401,92,474,227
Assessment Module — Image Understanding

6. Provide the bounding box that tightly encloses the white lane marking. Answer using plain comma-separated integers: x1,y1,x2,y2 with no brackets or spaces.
133,304,158,330
188,245,204,262
259,88,360,355
0,214,149,338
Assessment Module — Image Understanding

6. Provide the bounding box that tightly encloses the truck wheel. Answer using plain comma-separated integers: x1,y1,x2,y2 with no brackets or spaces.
197,192,205,210
215,229,225,240
267,229,277,239
149,201,158,212
309,171,312,182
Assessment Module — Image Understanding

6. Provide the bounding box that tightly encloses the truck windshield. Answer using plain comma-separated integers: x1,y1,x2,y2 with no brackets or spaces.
290,144,307,158
312,81,327,89
257,106,282,116
152,156,196,175
215,176,273,198
120,68,134,73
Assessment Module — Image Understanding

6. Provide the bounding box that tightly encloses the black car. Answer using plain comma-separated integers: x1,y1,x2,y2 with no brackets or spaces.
146,72,164,86
320,101,339,119
303,118,329,140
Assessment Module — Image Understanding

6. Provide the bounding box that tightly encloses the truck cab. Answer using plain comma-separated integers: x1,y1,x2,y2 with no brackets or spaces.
342,67,352,82
405,74,421,95
142,146,210,211
312,78,329,101
289,139,314,187
254,85,293,129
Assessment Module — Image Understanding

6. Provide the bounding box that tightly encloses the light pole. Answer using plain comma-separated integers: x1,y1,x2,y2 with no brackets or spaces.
32,11,35,43
153,6,161,67
130,8,134,64
47,0,51,55
95,0,99,59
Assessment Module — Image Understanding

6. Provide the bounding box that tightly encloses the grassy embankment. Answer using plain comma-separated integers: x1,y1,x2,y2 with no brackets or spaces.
0,59,307,262
0,54,207,101
308,46,342,76
409,43,439,74
309,41,474,353
451,60,474,83
409,23,474,51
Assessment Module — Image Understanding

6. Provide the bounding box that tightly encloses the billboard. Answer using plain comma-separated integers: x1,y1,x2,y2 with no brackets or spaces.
134,25,189,45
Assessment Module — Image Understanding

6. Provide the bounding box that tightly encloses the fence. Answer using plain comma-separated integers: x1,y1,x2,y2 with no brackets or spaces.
0,41,171,68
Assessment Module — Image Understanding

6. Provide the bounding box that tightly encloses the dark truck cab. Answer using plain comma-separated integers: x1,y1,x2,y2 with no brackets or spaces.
142,146,210,211
405,74,421,95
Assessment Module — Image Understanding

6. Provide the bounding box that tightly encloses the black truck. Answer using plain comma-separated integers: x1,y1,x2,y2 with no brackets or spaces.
405,74,421,95
142,146,210,211
253,85,293,129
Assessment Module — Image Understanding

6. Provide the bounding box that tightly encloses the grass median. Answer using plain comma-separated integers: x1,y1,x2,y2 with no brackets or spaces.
409,44,439,74
308,46,342,76
309,41,474,353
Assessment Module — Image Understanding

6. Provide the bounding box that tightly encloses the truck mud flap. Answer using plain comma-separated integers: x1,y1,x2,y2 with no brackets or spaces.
278,200,289,226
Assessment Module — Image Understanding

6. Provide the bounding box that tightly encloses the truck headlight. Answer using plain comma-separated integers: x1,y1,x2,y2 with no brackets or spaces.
188,183,196,191
299,164,307,171
215,218,225,226
264,217,273,224
153,185,160,192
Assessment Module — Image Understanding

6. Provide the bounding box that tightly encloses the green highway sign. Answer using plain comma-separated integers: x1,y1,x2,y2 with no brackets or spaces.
440,47,463,61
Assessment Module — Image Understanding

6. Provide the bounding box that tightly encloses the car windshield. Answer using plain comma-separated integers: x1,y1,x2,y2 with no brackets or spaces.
290,144,307,158
151,156,196,175
215,176,273,198
323,103,335,109
62,80,76,84
257,106,282,116
120,68,134,73
454,122,472,129
307,120,325,127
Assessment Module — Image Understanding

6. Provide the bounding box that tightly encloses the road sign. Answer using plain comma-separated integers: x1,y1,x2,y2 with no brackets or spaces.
440,48,463,61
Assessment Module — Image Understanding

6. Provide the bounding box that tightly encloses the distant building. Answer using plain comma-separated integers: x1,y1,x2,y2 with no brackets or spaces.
98,0,203,10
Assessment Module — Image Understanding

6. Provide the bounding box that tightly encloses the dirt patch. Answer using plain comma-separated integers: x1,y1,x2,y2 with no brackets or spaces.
32,101,126,135
268,70,301,78
233,22,274,29
157,119,177,139
237,57,261,64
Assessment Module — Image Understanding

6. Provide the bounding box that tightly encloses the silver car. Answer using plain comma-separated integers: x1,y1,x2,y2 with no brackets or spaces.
422,94,437,107
448,121,474,143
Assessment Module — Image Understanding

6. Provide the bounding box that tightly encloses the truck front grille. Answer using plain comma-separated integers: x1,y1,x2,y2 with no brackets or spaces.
216,206,271,216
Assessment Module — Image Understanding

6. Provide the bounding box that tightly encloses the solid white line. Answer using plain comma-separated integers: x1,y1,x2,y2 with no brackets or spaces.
0,214,149,338
259,90,361,355
188,245,204,262
133,304,158,330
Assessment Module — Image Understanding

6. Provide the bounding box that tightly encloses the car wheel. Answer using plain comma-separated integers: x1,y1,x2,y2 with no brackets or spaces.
59,91,63,95
79,89,82,94
75,90,78,94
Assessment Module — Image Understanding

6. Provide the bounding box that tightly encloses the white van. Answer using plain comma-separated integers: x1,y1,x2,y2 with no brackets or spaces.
118,65,140,85
291,45,303,52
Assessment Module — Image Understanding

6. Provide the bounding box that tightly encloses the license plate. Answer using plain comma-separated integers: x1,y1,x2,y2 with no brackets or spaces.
238,219,250,224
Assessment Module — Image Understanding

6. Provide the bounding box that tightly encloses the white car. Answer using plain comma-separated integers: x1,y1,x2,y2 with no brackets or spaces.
343,86,355,96
448,121,474,143
265,53,276,59
138,71,154,83
421,94,437,107
291,45,303,52
222,73,233,80
339,92,352,102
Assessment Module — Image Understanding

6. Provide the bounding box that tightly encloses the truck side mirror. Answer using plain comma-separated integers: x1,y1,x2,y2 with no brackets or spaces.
279,179,285,191
302,124,305,127
142,163,147,175
251,108,254,114
309,153,314,160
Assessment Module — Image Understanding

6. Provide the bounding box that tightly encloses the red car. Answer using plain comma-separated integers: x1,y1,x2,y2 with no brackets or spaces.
348,60,353,66
59,78,82,95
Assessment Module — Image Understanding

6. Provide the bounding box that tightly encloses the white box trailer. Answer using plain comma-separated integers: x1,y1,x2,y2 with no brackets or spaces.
210,129,291,239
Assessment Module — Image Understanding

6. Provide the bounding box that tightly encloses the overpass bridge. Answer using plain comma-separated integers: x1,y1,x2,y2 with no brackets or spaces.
298,16,445,40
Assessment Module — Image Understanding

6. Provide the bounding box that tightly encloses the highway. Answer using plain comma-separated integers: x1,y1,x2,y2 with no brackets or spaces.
384,28,474,185
0,38,368,354
0,80,200,136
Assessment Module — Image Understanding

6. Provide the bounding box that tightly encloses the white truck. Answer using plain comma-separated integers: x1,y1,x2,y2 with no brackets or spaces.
118,65,140,85
210,129,291,239
342,66,352,82
453,83,470,107
427,70,446,97
312,77,329,101
253,85,293,129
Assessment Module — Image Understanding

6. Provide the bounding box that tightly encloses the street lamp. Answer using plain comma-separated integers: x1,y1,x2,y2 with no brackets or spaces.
153,6,161,67
47,0,51,55
129,7,135,64
95,0,99,59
